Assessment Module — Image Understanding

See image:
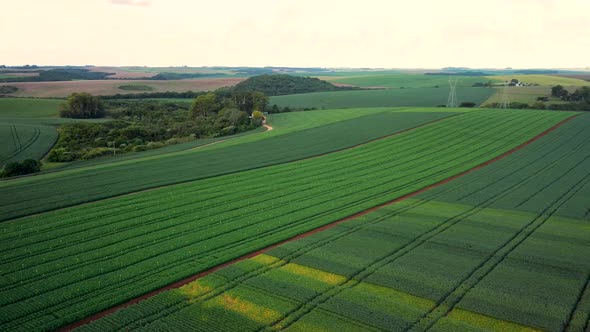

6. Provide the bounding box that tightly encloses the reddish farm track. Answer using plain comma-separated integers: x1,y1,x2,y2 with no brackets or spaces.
60,114,578,331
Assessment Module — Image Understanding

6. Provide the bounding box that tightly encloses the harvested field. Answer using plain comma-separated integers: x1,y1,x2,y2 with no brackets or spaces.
8,78,246,97
551,74,590,82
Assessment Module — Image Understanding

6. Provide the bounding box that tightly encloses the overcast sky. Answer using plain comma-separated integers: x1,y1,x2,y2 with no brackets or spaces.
2,0,589,68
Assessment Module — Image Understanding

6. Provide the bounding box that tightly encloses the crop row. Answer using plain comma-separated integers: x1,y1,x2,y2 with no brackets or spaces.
0,110,456,221
75,112,589,331
0,110,570,331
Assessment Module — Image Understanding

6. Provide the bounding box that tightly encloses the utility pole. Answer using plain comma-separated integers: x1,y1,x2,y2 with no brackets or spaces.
108,141,116,156
447,78,458,108
500,83,510,109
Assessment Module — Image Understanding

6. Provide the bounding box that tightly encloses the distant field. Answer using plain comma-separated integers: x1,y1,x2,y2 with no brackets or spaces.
8,78,245,97
552,74,590,82
0,98,62,118
270,87,495,109
0,73,39,79
88,66,240,78
488,75,590,86
482,86,551,105
0,110,574,331
322,74,492,89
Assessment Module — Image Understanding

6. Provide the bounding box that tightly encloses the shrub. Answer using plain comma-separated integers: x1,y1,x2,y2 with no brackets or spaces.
1,159,41,177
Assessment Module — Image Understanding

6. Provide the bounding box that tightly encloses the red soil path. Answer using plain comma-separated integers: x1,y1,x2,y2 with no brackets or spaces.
59,114,578,331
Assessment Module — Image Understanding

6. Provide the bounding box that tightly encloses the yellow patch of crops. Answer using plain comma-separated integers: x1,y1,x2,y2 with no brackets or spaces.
179,280,214,298
445,308,541,331
281,263,347,286
210,293,283,324
251,253,281,266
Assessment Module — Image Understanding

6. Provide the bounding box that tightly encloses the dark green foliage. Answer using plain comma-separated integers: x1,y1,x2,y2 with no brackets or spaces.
189,92,221,117
569,86,590,103
101,91,204,100
3,65,39,69
0,68,113,82
59,93,106,119
483,102,543,110
49,100,259,162
118,84,153,91
0,85,18,94
546,86,590,111
232,74,357,96
232,91,268,114
551,85,570,100
1,159,41,177
459,102,476,108
148,72,226,80
548,103,590,111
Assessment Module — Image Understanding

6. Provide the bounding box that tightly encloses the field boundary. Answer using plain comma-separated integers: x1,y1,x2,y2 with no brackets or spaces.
59,113,579,331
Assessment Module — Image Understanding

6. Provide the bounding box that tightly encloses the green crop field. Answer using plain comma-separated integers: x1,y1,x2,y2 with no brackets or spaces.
22,106,406,173
0,122,58,166
0,98,63,118
0,109,457,220
77,113,590,332
0,98,64,166
270,87,495,109
323,74,492,89
0,110,574,331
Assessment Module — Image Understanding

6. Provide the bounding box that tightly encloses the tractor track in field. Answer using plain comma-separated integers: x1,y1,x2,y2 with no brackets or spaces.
58,114,579,331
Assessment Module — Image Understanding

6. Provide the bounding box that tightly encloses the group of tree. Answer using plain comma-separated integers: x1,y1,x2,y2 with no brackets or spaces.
101,90,205,100
50,95,265,162
472,81,495,88
0,85,18,95
0,159,41,178
551,85,590,103
59,92,106,118
189,90,269,117
231,74,358,96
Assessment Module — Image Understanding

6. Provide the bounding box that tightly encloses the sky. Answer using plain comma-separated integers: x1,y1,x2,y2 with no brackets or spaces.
1,0,589,69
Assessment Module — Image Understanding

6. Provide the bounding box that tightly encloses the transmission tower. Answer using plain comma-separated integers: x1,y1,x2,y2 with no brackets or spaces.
446,78,458,108
500,84,510,109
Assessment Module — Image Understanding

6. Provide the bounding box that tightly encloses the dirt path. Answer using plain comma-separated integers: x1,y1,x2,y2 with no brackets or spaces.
59,114,578,331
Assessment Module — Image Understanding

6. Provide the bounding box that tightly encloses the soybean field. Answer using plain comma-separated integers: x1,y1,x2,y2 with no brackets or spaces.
78,113,590,332
0,110,575,331
0,109,456,220
270,88,495,109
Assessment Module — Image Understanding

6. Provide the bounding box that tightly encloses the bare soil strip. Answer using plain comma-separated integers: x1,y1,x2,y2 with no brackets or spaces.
59,114,577,331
